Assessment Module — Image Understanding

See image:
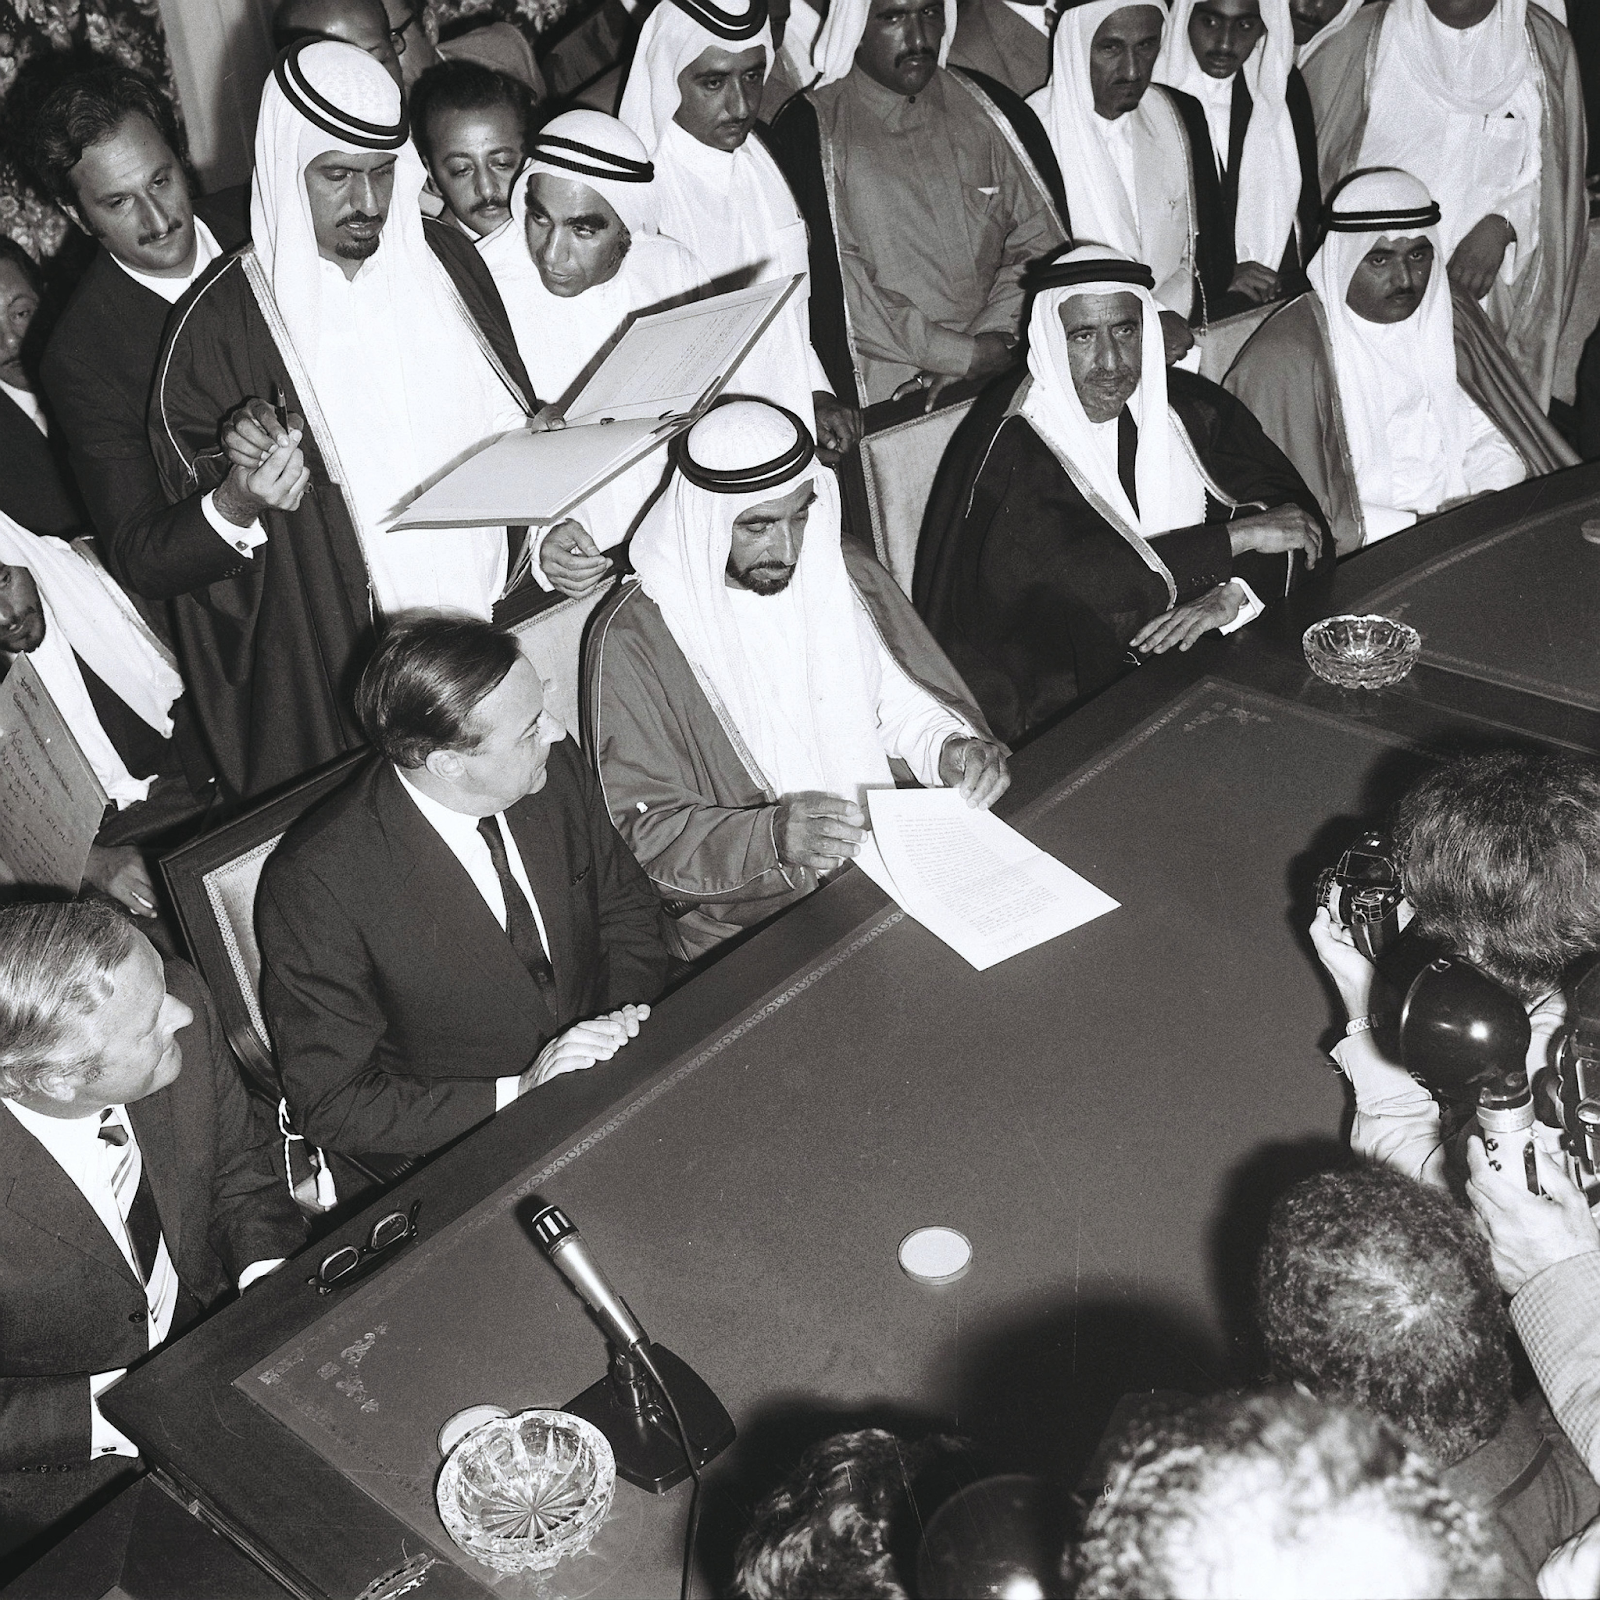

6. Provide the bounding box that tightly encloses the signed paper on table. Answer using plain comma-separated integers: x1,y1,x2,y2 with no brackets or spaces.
855,788,1118,970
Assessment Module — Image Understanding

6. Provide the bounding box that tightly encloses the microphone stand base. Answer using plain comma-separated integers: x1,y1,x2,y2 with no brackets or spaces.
562,1342,734,1494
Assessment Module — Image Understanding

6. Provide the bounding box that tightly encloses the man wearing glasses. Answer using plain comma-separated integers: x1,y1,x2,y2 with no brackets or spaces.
0,903,307,1558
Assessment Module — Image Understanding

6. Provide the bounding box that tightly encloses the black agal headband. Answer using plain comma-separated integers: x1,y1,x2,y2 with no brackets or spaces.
671,401,816,494
275,38,410,150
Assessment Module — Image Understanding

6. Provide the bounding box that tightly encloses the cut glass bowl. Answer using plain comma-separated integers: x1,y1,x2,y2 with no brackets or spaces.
1302,614,1421,689
436,1408,616,1574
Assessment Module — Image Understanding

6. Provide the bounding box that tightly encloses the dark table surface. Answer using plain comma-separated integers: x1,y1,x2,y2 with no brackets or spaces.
101,466,1600,1600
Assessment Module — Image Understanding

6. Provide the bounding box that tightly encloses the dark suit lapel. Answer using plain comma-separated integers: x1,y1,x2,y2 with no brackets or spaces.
0,1106,141,1287
127,1086,182,1261
373,765,556,1032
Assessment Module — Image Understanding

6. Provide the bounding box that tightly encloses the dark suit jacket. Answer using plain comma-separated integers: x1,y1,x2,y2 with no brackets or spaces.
256,742,670,1161
0,959,305,1475
39,190,251,602
0,389,84,539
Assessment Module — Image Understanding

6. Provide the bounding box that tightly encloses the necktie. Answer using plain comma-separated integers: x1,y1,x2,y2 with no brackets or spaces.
1117,409,1140,519
476,815,559,1011
98,1113,163,1284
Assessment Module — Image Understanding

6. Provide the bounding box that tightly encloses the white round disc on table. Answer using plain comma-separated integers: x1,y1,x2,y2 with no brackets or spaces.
899,1226,972,1285
437,1403,510,1458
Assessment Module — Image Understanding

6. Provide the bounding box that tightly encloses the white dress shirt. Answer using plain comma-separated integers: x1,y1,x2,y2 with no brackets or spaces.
1,1095,284,1459
395,767,554,1110
108,220,269,562
0,378,47,435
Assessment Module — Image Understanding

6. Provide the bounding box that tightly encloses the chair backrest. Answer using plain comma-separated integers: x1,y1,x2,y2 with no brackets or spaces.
508,589,608,737
858,401,977,597
160,751,367,1098
1194,301,1279,384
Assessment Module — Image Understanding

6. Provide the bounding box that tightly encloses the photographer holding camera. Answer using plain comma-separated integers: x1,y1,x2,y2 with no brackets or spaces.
1311,749,1600,1192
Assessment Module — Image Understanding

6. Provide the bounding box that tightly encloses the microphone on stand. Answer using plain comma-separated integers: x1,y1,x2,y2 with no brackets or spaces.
526,1200,735,1496
530,1203,647,1352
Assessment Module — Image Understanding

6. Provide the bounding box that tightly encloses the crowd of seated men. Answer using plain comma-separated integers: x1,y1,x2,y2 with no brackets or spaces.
0,0,1597,1583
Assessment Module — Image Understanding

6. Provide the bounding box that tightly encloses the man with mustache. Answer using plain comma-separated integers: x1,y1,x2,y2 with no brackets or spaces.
1028,0,1203,364
477,112,706,598
915,248,1327,744
617,0,860,466
768,0,1068,408
146,41,536,803
411,59,535,239
1303,0,1585,410
584,399,1006,959
1151,0,1320,320
1226,170,1570,555
27,66,252,619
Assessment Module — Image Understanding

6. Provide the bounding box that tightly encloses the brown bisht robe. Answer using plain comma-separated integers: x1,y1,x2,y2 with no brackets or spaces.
1225,286,1580,555
583,540,998,960
914,366,1329,744
1302,0,1587,408
148,228,535,803
948,0,1052,98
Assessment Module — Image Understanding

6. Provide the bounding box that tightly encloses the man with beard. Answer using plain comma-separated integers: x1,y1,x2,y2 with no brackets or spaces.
915,248,1326,744
584,399,1006,959
1226,169,1571,554
148,41,534,802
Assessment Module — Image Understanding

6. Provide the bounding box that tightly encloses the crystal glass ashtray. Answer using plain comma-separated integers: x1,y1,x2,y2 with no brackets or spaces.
1302,614,1421,690
436,1408,616,1574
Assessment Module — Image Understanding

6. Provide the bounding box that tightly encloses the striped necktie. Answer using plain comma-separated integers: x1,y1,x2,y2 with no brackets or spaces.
98,1110,163,1284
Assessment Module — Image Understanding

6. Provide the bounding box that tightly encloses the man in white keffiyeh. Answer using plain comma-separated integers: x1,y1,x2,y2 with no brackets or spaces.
478,110,707,597
1027,0,1199,355
585,399,1005,958
1226,169,1567,554
1153,0,1319,318
1303,0,1585,408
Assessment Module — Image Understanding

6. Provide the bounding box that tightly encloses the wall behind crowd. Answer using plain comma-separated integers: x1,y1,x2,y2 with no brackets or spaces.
0,0,582,268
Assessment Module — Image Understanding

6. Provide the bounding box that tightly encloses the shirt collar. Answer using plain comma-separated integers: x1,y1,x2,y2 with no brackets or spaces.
395,764,494,845
843,62,946,116
3,1096,124,1168
107,217,221,305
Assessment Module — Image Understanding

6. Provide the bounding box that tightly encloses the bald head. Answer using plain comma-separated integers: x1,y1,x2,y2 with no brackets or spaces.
273,0,404,88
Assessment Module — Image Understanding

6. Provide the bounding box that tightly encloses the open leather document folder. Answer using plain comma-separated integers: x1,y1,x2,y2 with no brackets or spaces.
388,275,801,530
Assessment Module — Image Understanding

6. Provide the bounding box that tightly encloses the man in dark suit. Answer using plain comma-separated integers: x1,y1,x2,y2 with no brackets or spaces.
0,902,306,1560
28,65,257,606
257,616,671,1166
0,239,86,542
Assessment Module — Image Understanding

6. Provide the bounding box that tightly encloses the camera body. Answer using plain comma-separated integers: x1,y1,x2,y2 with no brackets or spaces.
1316,829,1407,963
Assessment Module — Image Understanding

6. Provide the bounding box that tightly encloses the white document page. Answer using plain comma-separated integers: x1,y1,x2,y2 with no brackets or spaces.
388,417,666,529
565,276,800,425
856,788,1119,971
